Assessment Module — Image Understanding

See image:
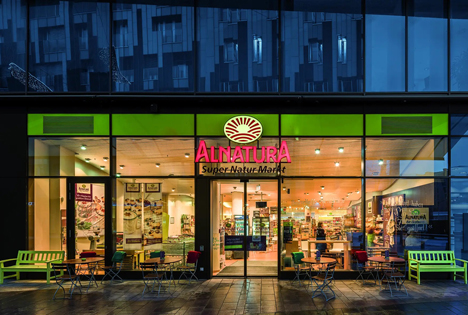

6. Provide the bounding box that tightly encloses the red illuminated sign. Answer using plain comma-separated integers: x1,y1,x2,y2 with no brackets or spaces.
195,140,291,163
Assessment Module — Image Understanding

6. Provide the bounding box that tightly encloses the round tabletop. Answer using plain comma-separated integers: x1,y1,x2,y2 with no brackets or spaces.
301,257,336,264
63,257,104,264
368,256,405,263
144,257,182,265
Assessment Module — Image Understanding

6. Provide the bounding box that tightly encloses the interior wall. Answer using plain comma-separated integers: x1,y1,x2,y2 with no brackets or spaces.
34,178,50,250
168,194,194,236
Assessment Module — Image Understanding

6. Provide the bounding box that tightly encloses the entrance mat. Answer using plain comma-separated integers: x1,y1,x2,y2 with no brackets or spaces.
230,260,277,267
217,266,277,276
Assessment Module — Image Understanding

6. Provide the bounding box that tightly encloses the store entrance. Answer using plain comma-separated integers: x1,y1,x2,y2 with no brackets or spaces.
66,178,111,262
212,179,278,277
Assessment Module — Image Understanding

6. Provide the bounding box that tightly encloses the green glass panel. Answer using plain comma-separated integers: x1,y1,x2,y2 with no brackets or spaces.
281,114,363,136
366,114,448,136
28,114,109,135
112,114,194,136
197,114,279,136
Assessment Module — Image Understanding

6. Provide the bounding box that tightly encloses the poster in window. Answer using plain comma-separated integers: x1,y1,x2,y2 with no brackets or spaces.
75,183,105,238
145,183,160,192
126,183,141,193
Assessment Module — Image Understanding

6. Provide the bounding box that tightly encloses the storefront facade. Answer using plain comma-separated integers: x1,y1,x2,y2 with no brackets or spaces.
1,0,468,280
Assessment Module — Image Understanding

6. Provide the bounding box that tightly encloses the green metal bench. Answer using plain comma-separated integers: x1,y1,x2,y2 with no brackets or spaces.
0,250,65,284
408,250,467,285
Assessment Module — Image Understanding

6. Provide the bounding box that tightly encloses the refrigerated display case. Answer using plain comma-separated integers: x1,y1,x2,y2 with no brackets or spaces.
234,215,248,236
252,217,269,245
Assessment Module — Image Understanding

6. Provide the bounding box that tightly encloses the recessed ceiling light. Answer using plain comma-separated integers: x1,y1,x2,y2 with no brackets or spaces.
356,190,360,194
335,162,340,167
116,173,121,177
321,186,325,190
85,158,91,163
103,157,108,162
338,147,344,153
378,159,384,165
120,165,124,169
283,187,286,191
155,163,160,168
185,153,190,158
315,148,320,154
81,145,87,150
172,188,175,192
100,166,105,170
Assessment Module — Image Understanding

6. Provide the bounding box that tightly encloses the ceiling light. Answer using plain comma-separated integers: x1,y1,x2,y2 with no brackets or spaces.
81,145,87,150
172,188,175,192
283,187,286,191
295,137,300,141
116,173,121,177
100,166,105,170
85,158,91,163
318,191,321,195
315,148,320,154
103,157,108,162
120,165,124,169
155,163,160,168
338,147,344,153
256,184,261,191
335,162,340,167
321,186,325,190
356,190,360,194
378,159,384,165
185,153,190,158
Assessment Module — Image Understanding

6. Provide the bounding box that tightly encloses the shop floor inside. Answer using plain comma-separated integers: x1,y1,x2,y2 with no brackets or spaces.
2,277,468,315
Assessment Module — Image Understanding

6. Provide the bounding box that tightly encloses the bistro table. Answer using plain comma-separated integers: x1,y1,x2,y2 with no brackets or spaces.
308,240,352,269
62,257,104,293
368,256,405,287
144,256,182,286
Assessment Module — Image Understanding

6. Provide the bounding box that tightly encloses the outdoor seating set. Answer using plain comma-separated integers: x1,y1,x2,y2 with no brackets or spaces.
0,249,202,299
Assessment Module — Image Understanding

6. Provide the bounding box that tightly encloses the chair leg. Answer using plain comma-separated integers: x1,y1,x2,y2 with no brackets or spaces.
53,280,66,300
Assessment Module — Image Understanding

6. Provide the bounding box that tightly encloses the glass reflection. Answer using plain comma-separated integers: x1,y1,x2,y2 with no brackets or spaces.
29,1,110,92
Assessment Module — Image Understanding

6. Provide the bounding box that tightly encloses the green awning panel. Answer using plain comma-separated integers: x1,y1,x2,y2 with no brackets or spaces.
112,114,194,136
28,114,109,135
366,114,448,136
281,114,363,136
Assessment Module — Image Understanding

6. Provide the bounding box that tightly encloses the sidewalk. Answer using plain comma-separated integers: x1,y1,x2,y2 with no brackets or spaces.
1,277,468,314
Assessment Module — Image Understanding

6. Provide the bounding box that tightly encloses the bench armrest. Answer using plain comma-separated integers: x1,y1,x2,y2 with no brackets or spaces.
408,258,420,266
0,258,17,268
455,258,468,267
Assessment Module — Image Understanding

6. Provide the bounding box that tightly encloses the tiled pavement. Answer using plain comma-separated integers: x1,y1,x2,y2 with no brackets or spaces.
1,277,468,315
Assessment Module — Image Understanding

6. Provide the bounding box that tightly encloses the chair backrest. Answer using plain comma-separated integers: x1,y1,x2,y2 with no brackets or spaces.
51,263,72,278
408,251,455,266
80,251,97,258
324,262,337,281
112,251,127,262
291,251,304,265
355,251,368,263
186,251,201,264
140,262,158,271
389,260,407,277
150,251,161,258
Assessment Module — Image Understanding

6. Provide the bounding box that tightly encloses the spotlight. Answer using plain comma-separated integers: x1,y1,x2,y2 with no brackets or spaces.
185,153,190,158
315,148,320,154
103,157,108,162
172,188,175,192
338,147,344,153
321,186,325,190
356,190,360,194
120,165,124,169
283,187,286,191
116,173,121,177
155,163,160,168
378,159,384,165
81,145,87,150
100,166,105,170
85,158,91,163
335,161,340,167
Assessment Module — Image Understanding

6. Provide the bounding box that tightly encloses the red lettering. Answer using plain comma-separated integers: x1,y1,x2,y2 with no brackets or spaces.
210,146,219,163
242,146,253,163
277,141,291,163
266,146,278,163
195,140,210,162
253,147,266,163
231,146,244,162
219,146,231,162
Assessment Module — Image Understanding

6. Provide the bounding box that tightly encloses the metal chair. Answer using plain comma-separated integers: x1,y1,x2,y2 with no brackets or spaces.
310,262,337,301
140,262,167,296
101,251,126,284
178,251,201,284
51,263,82,300
290,252,311,287
381,260,408,297
355,251,376,284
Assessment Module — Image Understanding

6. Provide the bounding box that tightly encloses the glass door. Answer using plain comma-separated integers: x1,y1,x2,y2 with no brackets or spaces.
212,179,278,277
67,178,111,263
